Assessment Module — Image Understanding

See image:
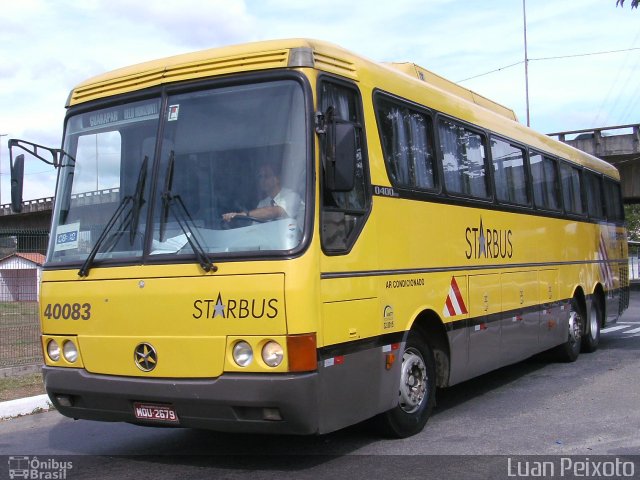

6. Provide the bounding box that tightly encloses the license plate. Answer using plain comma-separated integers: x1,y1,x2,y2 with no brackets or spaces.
133,403,179,423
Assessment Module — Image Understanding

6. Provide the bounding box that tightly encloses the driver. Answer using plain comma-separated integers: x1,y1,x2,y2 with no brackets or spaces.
222,162,302,223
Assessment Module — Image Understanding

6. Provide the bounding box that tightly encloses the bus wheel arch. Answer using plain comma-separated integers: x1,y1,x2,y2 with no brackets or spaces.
410,310,451,388
374,328,436,438
582,284,605,353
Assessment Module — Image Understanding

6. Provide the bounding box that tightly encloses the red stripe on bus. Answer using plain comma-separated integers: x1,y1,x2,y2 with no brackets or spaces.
450,277,468,314
445,296,456,316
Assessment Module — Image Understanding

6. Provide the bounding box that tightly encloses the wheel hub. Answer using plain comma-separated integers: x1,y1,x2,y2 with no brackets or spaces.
568,309,583,346
399,348,427,414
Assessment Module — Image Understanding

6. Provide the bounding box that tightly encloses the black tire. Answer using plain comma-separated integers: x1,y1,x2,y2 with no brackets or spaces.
374,331,436,438
581,296,602,353
554,297,584,362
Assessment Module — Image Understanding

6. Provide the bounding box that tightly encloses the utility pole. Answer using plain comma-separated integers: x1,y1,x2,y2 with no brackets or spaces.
523,0,531,127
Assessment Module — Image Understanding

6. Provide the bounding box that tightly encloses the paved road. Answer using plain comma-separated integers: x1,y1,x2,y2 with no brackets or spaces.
2,292,639,479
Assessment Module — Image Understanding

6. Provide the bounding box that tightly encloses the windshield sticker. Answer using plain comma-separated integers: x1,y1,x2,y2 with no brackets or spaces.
54,222,80,251
124,103,159,121
151,232,190,254
76,101,160,133
168,105,180,121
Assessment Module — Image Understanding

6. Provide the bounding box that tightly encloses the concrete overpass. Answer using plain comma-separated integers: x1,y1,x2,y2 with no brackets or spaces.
0,188,120,231
0,197,53,230
547,123,640,203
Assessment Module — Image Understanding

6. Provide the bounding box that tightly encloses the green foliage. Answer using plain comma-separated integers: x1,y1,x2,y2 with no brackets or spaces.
625,204,640,241
617,0,639,7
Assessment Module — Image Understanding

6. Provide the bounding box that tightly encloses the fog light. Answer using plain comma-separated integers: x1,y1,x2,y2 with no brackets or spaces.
262,407,282,421
55,394,73,407
63,341,78,363
47,340,60,362
262,341,284,367
233,341,253,367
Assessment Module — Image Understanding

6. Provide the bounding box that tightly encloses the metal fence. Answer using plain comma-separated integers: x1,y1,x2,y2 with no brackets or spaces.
630,241,640,282
0,230,49,368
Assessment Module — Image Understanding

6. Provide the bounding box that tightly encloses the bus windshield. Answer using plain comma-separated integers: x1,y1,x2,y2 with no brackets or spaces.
48,79,308,266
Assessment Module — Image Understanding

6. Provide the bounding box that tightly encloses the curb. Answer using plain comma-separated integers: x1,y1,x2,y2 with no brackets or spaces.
0,364,41,378
0,394,52,420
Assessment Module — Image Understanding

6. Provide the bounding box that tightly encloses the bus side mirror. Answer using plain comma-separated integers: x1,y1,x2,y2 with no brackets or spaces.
10,154,25,213
326,122,356,192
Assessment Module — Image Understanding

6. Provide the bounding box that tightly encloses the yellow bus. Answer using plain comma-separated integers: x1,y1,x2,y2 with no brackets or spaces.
10,39,629,437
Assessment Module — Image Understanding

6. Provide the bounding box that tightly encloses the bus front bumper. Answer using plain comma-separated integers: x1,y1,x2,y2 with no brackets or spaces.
43,366,320,435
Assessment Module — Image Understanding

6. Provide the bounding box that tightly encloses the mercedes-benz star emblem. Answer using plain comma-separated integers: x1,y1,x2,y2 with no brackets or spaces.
134,343,158,372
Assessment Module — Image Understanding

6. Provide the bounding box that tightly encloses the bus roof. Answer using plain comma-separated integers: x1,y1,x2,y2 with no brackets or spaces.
67,38,619,180
384,62,519,122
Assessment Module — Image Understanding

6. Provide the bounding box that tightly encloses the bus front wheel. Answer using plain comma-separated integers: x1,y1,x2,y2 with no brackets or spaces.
375,330,436,438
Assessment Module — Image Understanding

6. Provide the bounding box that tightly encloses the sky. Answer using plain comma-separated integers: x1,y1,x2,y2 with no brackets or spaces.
0,0,638,203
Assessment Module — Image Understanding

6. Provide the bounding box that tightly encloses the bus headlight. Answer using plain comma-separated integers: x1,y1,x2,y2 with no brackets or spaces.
233,341,253,367
47,340,61,362
63,341,78,363
262,341,284,367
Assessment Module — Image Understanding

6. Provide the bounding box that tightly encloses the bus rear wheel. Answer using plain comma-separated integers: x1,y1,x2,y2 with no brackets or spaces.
581,296,602,353
375,330,436,438
555,297,584,362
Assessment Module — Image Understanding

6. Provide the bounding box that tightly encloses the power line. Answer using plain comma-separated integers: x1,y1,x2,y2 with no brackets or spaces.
615,50,640,122
530,46,640,62
0,169,53,177
593,26,640,125
458,61,523,83
458,46,640,83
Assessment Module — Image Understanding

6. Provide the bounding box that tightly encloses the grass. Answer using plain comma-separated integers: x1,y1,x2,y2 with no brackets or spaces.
0,302,39,327
0,373,45,402
0,302,46,400
0,301,42,368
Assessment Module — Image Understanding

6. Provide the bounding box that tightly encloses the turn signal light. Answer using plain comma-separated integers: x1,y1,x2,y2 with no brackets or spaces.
286,334,317,372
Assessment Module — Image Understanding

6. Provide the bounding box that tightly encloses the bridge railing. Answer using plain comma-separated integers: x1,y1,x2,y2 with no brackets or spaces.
547,123,640,159
0,197,54,216
0,187,121,216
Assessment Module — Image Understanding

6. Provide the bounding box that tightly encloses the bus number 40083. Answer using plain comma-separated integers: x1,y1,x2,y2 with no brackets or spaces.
43,303,91,321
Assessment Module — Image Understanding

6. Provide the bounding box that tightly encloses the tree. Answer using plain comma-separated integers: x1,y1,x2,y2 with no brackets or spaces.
617,0,639,8
625,204,640,241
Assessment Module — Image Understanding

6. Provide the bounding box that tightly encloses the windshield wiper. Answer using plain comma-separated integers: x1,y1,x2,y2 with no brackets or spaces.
160,151,217,273
130,155,148,244
77,156,148,277
77,195,133,277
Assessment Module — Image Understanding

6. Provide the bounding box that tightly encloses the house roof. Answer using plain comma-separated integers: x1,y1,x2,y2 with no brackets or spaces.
0,252,46,266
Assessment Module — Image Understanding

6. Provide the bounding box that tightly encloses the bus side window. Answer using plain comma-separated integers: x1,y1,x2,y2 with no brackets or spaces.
560,162,585,215
438,118,490,199
530,152,561,211
490,137,528,206
375,96,437,191
585,171,605,220
319,80,370,253
604,178,624,222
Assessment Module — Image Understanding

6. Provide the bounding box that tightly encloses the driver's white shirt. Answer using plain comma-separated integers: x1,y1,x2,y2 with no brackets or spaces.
257,188,303,218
